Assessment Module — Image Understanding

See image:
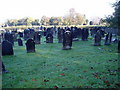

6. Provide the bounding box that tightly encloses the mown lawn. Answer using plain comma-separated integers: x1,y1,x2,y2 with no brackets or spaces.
2,37,120,88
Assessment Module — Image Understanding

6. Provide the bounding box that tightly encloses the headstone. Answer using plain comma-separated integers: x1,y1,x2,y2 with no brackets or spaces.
94,31,101,46
71,26,79,41
46,33,53,43
11,31,18,41
24,29,30,40
25,39,35,53
4,32,14,45
2,40,14,56
33,31,41,44
29,28,35,39
104,33,112,45
18,39,23,46
81,28,89,41
118,40,120,53
62,30,72,50
58,29,64,43
18,32,23,37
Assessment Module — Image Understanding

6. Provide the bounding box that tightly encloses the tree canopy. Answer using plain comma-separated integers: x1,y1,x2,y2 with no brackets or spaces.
105,0,120,28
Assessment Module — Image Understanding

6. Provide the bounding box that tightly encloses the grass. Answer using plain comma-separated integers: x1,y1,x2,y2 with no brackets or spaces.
2,36,119,88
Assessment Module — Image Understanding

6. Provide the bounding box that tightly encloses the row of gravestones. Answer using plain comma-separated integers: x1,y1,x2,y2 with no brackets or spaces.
2,29,73,56
94,31,113,46
2,26,120,56
2,26,111,44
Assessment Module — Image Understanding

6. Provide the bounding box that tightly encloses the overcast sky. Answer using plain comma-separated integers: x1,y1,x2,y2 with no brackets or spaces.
0,0,116,23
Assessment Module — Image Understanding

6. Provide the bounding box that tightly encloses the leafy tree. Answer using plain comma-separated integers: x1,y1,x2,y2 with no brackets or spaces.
49,17,63,25
40,16,50,25
105,0,120,28
32,19,40,25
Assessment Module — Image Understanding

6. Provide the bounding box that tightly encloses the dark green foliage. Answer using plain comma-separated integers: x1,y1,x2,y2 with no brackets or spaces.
105,1,120,28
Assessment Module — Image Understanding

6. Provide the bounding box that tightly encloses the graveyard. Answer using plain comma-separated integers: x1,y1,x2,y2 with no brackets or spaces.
1,0,120,88
2,29,119,88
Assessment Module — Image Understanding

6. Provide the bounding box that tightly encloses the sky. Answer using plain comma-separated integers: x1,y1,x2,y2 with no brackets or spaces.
0,0,117,24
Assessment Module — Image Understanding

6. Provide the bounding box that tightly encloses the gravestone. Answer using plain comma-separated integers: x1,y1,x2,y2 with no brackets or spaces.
18,39,23,46
25,39,35,53
2,40,14,56
58,28,64,43
118,40,120,53
4,32,14,45
62,30,72,50
46,33,53,43
104,33,112,45
77,28,82,38
81,28,89,41
24,29,30,40
94,31,101,46
33,31,41,44
71,26,79,41
18,32,23,37
29,28,35,39
11,31,18,42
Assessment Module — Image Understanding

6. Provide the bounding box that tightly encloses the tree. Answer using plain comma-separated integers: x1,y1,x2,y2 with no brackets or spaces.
49,17,63,25
90,17,101,25
64,8,87,25
32,19,40,25
40,16,50,25
76,14,86,25
105,1,120,28
6,19,18,26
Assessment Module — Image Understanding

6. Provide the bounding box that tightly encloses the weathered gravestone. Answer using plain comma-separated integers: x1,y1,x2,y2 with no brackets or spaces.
62,30,72,50
18,39,23,46
118,40,120,53
71,26,79,41
11,31,18,42
25,39,35,53
94,31,101,46
58,28,64,43
81,28,89,41
104,33,112,45
2,40,14,56
18,32,23,37
77,28,82,38
29,28,35,39
24,29,30,40
4,32,14,45
33,31,41,44
46,33,53,43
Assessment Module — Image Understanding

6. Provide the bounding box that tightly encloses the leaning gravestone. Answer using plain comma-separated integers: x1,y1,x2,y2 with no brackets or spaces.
46,33,53,43
94,31,101,46
33,31,41,44
62,30,72,50
118,40,120,53
18,39,23,46
25,39,35,53
2,40,14,56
